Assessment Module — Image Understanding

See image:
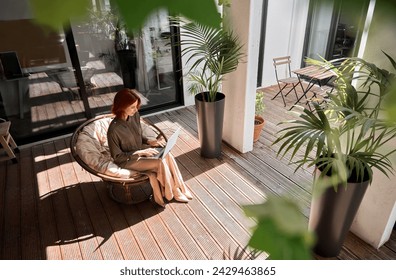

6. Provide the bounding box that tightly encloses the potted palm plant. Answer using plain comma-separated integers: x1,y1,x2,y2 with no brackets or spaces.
273,53,396,257
254,91,265,142
179,20,244,158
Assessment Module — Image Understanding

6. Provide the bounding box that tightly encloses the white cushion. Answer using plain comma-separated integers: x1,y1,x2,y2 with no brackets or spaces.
75,117,135,179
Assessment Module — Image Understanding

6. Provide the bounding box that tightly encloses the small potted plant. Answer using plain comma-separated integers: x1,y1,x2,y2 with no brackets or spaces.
253,91,265,142
273,53,396,257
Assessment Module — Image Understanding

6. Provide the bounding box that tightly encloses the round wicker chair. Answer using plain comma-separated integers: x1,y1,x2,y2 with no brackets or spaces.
70,114,166,204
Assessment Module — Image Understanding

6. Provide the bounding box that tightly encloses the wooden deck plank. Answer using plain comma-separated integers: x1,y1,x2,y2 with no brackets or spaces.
157,131,252,252
68,151,110,260
135,201,187,260
54,139,103,260
63,143,122,260
45,103,57,123
42,141,83,260
1,158,21,259
253,131,313,186
172,140,257,231
31,144,62,260
70,100,84,114
176,170,249,257
53,101,66,119
59,100,75,118
71,169,124,260
341,232,396,260
160,202,215,260
19,147,41,259
386,231,396,252
89,179,146,260
0,157,7,258
120,205,167,260
30,106,39,123
170,191,226,260
150,114,254,258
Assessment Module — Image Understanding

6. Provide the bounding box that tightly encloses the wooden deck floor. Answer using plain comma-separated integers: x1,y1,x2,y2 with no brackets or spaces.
0,85,395,260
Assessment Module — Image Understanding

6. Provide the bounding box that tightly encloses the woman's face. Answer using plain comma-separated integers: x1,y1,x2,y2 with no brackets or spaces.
125,101,139,116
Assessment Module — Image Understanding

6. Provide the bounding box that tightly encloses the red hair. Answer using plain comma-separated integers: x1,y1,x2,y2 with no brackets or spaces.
111,88,142,118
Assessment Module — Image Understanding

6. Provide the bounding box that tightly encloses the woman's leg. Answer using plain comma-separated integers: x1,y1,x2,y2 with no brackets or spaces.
125,159,170,205
146,172,165,207
126,158,174,201
165,154,193,200
125,158,160,173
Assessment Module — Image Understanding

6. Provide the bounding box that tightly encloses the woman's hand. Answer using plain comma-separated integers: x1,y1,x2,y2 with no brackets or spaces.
147,136,166,147
134,148,160,157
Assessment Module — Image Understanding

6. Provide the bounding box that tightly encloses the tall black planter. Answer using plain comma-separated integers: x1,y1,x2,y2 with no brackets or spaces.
309,169,370,257
195,92,225,158
117,49,137,89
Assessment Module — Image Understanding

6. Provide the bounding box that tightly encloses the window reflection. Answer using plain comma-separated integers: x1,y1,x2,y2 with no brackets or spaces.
0,2,181,144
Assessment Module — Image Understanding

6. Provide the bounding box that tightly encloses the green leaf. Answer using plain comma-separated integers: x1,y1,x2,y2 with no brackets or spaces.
30,0,221,31
385,85,396,122
247,219,313,260
243,196,314,260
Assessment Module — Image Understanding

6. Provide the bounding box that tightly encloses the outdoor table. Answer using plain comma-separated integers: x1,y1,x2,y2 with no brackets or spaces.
291,65,336,110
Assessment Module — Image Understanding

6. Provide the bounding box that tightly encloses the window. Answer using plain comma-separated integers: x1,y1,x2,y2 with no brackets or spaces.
0,3,183,144
303,0,369,62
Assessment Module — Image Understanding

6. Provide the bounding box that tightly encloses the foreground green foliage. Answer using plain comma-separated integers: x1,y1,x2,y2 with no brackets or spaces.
30,0,221,31
244,196,315,260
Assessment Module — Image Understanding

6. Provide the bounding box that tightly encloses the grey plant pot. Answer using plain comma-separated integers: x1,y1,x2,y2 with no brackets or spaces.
195,92,225,158
309,168,370,257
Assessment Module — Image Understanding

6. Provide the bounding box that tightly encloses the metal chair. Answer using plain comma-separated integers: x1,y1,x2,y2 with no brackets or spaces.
272,56,301,106
306,84,335,111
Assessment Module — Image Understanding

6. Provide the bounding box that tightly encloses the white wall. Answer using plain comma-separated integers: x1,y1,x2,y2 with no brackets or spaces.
260,0,310,87
350,0,396,248
180,28,197,106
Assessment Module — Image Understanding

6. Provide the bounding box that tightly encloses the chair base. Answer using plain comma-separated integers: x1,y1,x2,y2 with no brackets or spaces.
107,181,153,204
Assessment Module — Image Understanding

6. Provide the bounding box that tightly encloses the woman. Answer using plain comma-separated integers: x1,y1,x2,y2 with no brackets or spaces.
107,88,192,207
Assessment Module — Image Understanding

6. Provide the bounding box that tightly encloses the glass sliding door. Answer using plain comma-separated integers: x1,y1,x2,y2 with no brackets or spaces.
72,5,182,115
326,0,369,60
133,10,182,111
304,0,369,62
304,0,334,61
0,0,182,144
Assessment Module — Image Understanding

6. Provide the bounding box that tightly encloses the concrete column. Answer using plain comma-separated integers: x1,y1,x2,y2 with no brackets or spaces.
221,0,263,153
349,1,396,249
351,168,396,248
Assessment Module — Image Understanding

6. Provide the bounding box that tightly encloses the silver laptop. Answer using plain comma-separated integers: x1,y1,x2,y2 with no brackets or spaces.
142,128,180,159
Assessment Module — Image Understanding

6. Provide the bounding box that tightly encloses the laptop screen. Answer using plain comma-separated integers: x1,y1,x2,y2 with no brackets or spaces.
0,51,23,79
